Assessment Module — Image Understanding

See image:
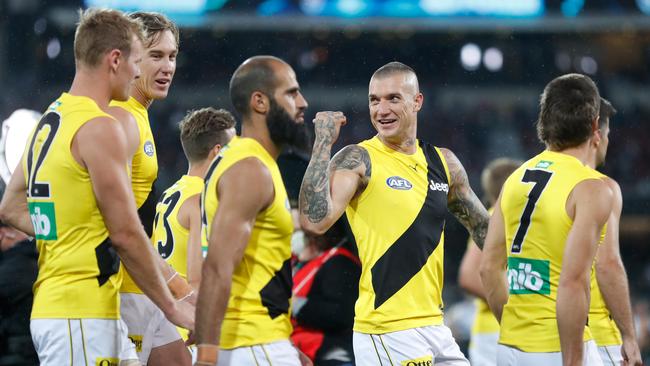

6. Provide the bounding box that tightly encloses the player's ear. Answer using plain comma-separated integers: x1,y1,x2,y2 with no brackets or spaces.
413,92,424,112
107,49,122,73
250,91,269,115
591,117,601,147
208,144,222,160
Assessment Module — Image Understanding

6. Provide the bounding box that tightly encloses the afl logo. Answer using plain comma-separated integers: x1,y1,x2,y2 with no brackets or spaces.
386,176,412,190
144,141,155,157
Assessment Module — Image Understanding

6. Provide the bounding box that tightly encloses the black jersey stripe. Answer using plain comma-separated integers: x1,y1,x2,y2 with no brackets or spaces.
137,179,158,237
370,142,449,309
259,258,292,319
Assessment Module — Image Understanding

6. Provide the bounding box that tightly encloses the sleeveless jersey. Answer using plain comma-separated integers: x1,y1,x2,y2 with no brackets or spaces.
109,97,158,294
346,137,451,334
498,150,605,352
24,93,122,319
152,175,203,280
589,259,622,346
201,136,294,349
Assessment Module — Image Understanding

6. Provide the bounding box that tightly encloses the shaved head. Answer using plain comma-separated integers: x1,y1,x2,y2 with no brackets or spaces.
371,61,420,94
229,55,289,118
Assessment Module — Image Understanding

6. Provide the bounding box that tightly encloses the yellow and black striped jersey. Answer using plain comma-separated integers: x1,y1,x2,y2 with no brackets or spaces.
346,136,451,334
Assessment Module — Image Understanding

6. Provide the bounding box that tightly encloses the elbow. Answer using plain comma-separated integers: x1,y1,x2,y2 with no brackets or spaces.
108,228,142,252
299,217,329,236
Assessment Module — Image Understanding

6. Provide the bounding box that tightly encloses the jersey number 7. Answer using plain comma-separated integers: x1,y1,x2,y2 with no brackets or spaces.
511,169,552,254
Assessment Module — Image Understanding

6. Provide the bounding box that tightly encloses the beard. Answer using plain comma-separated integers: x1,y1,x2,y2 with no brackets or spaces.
267,99,310,152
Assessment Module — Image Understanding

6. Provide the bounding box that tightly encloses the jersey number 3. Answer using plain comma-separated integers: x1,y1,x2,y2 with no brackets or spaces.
156,191,181,259
511,169,552,253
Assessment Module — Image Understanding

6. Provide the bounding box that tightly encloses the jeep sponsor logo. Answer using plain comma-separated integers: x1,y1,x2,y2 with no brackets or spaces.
386,176,413,190
429,180,449,193
96,358,118,366
507,257,550,295
128,335,143,352
401,356,433,366
144,141,155,157
28,202,57,240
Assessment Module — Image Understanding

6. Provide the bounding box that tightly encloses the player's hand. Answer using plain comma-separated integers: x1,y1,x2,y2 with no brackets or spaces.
312,111,346,147
621,337,642,366
165,300,195,331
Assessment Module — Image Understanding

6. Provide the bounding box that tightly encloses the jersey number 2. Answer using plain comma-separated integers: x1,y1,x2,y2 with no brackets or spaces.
26,112,60,198
511,169,552,253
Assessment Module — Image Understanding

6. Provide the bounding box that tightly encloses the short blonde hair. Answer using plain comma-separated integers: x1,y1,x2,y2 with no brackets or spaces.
74,8,145,68
481,158,522,206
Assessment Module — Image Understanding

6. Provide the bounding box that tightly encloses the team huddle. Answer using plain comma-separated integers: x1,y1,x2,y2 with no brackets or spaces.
0,7,643,366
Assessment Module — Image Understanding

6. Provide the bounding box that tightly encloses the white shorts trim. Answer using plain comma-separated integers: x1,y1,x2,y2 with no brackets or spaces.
30,318,135,366
218,340,300,366
353,325,469,366
120,293,182,363
496,340,603,366
598,344,623,366
469,332,499,366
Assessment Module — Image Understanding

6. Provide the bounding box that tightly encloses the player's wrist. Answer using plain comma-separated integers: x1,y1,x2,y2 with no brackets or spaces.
196,344,219,365
167,271,194,300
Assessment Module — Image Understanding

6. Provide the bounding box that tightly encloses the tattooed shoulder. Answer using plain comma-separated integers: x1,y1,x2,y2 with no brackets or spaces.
331,145,371,178
439,147,469,188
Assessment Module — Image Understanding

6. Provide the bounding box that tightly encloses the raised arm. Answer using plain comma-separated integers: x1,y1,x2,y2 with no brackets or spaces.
0,162,34,235
595,178,642,366
299,111,369,235
75,117,193,330
440,148,489,249
194,157,273,364
479,196,509,321
557,178,613,366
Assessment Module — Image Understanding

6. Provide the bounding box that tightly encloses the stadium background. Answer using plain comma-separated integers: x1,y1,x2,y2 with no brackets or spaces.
1,0,650,359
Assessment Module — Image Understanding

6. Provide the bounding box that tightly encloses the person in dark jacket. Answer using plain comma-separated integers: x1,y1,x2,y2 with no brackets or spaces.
292,217,360,366
0,220,38,366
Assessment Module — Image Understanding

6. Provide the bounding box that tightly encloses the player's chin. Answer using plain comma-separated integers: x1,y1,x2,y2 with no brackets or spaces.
151,89,169,100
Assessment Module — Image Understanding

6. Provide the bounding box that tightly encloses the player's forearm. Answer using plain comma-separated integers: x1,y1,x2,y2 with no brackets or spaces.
195,261,232,346
596,260,636,339
480,268,507,321
116,235,176,314
557,280,588,366
299,137,333,234
0,194,35,236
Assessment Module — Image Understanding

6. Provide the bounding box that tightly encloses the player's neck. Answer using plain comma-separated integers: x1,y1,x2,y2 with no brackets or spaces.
131,87,153,109
69,71,112,110
377,134,417,154
187,160,210,178
241,118,280,159
553,143,592,166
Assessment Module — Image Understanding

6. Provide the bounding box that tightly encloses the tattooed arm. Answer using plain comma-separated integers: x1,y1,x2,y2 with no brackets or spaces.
440,148,489,249
299,111,370,235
